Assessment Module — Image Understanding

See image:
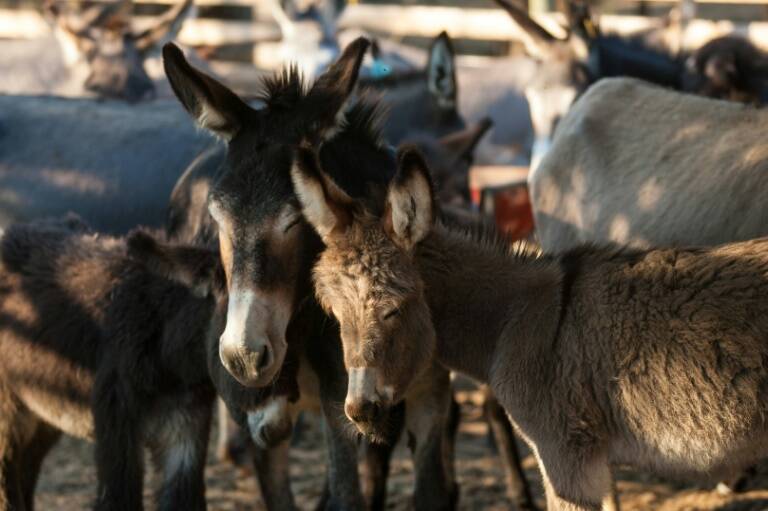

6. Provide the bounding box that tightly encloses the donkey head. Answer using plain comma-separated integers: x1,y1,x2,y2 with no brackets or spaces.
291,147,436,434
407,118,492,207
376,31,463,143
163,38,372,387
493,0,591,164
45,0,192,101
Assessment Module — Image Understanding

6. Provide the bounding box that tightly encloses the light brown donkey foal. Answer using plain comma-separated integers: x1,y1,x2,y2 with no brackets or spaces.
291,145,768,510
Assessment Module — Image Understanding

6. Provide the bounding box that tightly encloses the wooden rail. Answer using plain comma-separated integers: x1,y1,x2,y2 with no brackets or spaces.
3,4,768,50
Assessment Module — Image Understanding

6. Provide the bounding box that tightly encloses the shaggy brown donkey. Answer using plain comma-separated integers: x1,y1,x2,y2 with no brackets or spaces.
292,145,768,511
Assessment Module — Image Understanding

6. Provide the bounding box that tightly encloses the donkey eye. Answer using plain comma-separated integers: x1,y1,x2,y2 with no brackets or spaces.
283,218,301,233
383,308,401,321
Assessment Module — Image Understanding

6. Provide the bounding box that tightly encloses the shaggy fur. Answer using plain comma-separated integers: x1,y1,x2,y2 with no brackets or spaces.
0,218,297,511
298,146,768,511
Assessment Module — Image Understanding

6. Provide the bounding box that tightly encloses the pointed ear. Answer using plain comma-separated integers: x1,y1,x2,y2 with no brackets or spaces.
127,230,226,299
493,0,560,59
439,118,492,162
290,147,354,241
134,0,194,54
385,147,436,250
163,42,253,141
427,31,457,110
307,37,370,140
46,0,129,38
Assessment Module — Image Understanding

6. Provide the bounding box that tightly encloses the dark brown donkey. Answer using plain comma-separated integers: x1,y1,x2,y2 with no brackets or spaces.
0,217,297,511
162,39,457,510
293,145,768,511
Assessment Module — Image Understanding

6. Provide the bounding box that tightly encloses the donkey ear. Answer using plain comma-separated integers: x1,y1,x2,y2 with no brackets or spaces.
134,0,194,55
163,42,253,141
385,147,436,250
427,31,458,110
291,148,353,241
307,37,370,139
127,230,226,299
493,0,560,59
439,118,493,162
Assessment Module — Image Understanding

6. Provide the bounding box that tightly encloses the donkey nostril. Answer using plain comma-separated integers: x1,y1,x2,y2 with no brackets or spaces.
257,344,273,371
346,400,381,424
364,401,381,423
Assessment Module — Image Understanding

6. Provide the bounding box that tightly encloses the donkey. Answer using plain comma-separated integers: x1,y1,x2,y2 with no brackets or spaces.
0,217,299,511
531,76,768,254
364,31,464,144
492,0,768,166
0,0,193,101
292,144,768,511
162,38,459,510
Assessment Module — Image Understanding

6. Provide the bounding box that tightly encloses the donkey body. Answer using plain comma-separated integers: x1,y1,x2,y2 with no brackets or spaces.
0,95,212,234
0,218,298,511
293,145,768,511
531,77,768,253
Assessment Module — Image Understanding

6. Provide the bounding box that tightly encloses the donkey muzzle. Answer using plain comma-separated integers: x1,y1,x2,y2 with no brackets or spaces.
219,339,276,387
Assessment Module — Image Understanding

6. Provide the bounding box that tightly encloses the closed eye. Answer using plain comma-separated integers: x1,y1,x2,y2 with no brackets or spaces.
383,308,400,320
283,217,301,233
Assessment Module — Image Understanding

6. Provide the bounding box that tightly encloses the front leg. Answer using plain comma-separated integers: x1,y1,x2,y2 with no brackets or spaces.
319,396,365,511
405,365,456,511
481,387,537,510
359,401,405,511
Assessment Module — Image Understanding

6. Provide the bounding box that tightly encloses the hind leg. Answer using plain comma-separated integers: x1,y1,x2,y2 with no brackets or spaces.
482,387,537,510
405,364,455,511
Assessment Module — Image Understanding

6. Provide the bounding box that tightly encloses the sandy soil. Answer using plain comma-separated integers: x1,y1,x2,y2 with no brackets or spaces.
34,389,768,511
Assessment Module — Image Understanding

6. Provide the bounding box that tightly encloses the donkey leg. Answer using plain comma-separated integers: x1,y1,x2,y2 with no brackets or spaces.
251,438,296,511
482,387,537,510
319,400,365,510
245,395,297,511
18,422,61,511
148,396,212,511
359,401,405,511
601,474,620,511
92,373,145,511
216,398,234,462
535,445,610,511
0,390,52,511
405,366,455,511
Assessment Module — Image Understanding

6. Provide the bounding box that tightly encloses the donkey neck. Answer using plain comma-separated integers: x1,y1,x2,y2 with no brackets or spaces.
414,224,564,384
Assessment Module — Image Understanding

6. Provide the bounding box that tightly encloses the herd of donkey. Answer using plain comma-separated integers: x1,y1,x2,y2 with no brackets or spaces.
3,0,768,510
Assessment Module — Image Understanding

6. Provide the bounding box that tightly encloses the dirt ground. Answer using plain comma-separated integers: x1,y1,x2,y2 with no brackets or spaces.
35,389,768,511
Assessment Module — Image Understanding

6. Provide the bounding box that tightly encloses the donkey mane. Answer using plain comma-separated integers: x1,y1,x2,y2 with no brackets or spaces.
257,64,308,111
437,219,542,262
